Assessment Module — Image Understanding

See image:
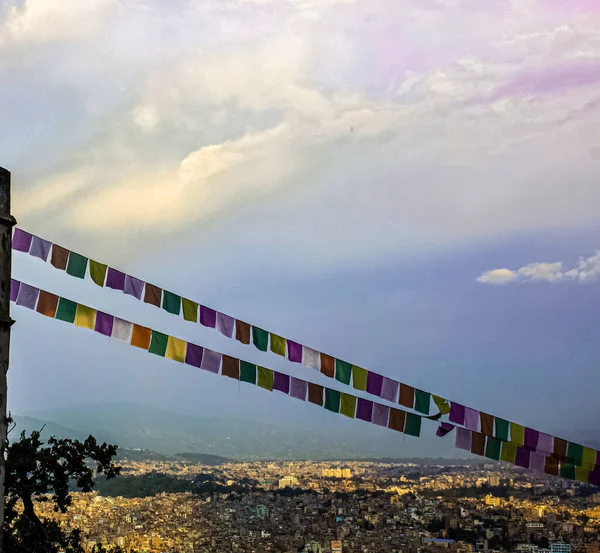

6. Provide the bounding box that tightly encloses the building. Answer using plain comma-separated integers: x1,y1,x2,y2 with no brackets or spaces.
485,495,501,507
550,543,571,553
331,540,343,553
489,476,500,487
279,476,299,489
256,505,269,519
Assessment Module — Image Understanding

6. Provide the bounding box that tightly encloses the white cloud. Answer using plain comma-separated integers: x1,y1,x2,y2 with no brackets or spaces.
478,251,600,285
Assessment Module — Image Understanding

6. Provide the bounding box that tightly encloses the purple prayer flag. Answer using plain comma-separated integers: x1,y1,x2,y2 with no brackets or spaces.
30,236,52,261
216,312,235,338
16,283,39,310
366,372,384,397
12,229,32,252
10,279,19,302
200,306,217,328
124,275,145,300
597,450,600,468
381,377,399,402
455,427,471,451
287,340,302,363
530,452,546,472
537,433,553,454
524,428,540,450
372,403,389,427
437,422,455,437
464,407,480,431
201,348,221,373
273,372,290,394
449,402,466,425
106,268,126,291
290,378,307,401
590,470,600,487
356,399,374,422
94,312,114,337
515,447,531,468
185,343,204,368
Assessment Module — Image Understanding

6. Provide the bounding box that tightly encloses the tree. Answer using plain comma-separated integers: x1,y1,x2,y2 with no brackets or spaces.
3,428,122,553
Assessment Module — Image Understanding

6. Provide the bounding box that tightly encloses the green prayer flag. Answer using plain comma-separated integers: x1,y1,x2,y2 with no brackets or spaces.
66,252,88,279
340,393,356,418
257,366,274,391
89,260,107,287
414,390,431,415
55,298,77,323
162,291,181,316
404,413,422,437
352,366,368,391
324,388,341,413
335,360,352,385
485,437,502,461
432,395,451,415
182,298,199,322
240,361,257,384
510,422,525,445
270,334,286,357
495,418,509,441
148,330,168,357
252,326,269,352
567,442,583,466
560,462,576,480
500,441,517,464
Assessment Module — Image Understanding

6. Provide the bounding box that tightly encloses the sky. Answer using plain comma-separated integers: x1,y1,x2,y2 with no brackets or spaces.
2,0,600,457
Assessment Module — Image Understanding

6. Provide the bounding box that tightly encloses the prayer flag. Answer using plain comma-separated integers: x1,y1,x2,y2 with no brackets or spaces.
388,408,405,432
144,283,162,307
95,312,114,337
66,252,87,279
162,291,181,316
287,341,302,363
124,275,145,300
302,347,320,370
240,361,257,384
352,366,368,391
236,320,251,344
222,355,240,380
530,452,546,472
399,384,415,409
567,442,583,467
325,388,341,413
366,372,383,397
495,418,510,441
319,353,334,377
335,360,352,385
106,268,126,291
500,442,517,464
510,423,525,446
10,279,19,302
464,407,479,431
480,413,494,437
89,261,108,287
537,433,553,454
166,336,187,363
582,447,596,471
131,325,152,350
182,298,199,322
184,344,203,368
437,422,455,438
273,372,290,394
74,304,96,330
200,306,217,328
216,313,235,338
590,470,600,486
16,283,39,310
576,467,589,483
51,245,69,270
485,437,502,461
356,399,373,422
55,297,77,323
456,428,472,451
433,395,451,415
415,390,431,415
545,456,559,476
404,414,422,437
112,318,133,342
270,333,286,356
290,378,307,401
381,378,399,403
560,462,576,480
149,330,168,357
201,349,221,374
257,366,274,391
553,438,568,461
30,236,51,261
252,326,268,352
308,383,323,406
372,403,389,427
12,229,32,252
524,428,540,451
471,433,486,456
340,393,356,418
449,403,466,425
515,447,531,468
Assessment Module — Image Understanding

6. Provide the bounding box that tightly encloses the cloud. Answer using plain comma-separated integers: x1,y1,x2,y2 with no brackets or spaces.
478,251,600,285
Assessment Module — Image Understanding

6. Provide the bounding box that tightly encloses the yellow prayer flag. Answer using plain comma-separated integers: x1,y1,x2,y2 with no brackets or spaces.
166,336,187,363
582,447,597,470
74,304,96,330
509,422,525,446
576,466,589,483
269,333,286,356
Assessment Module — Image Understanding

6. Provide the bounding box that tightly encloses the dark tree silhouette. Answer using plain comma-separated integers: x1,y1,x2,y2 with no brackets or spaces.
3,428,123,553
